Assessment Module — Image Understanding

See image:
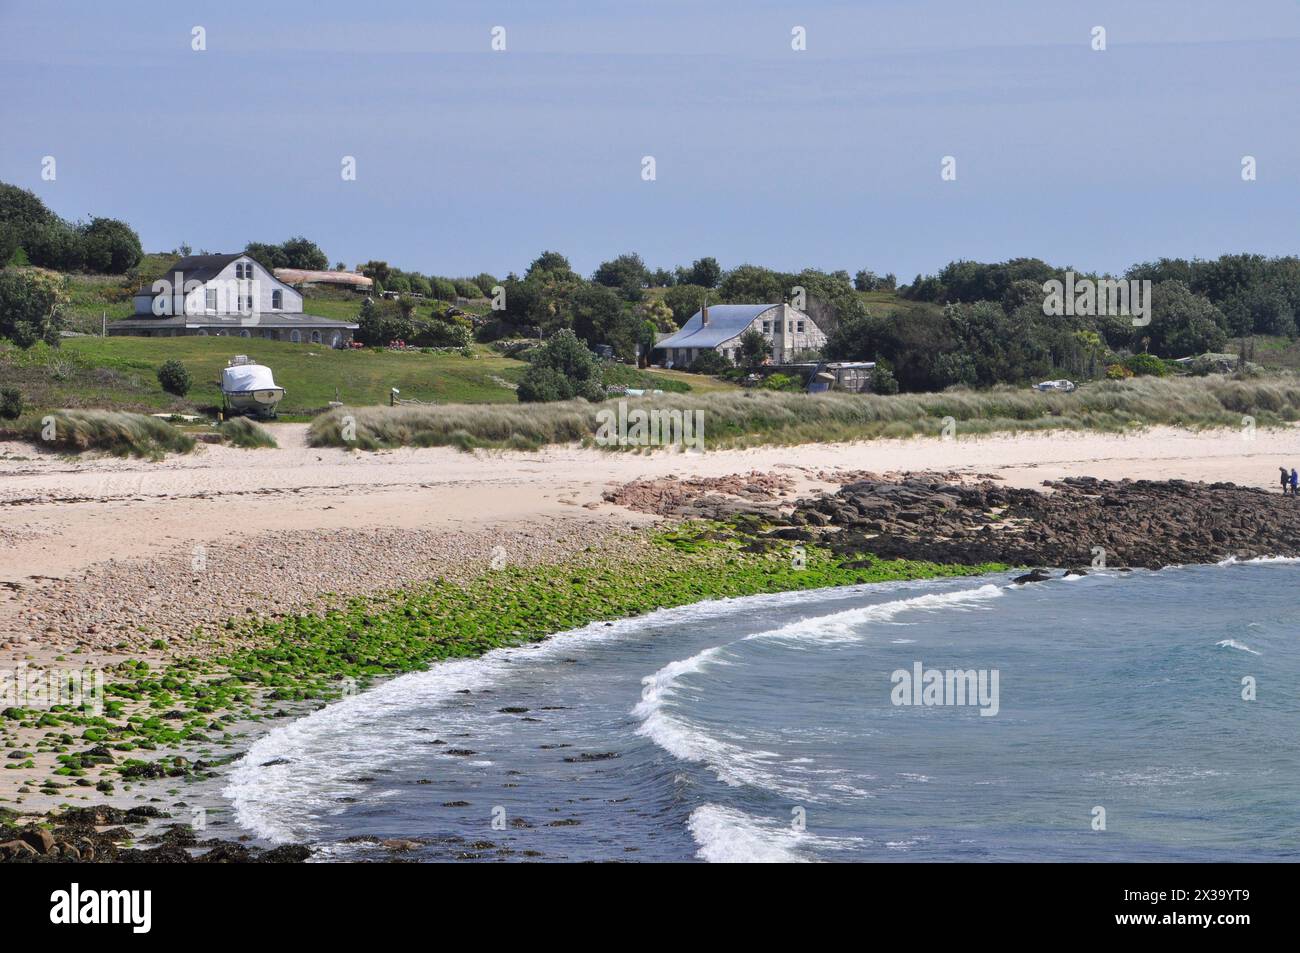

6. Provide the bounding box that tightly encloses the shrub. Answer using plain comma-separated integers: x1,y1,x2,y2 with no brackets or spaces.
1123,353,1168,377
356,297,416,346
412,319,473,349
0,388,22,420
689,350,732,375
1106,363,1134,380
515,366,570,403
78,217,143,273
761,372,802,392
0,267,66,347
871,362,900,395
157,360,192,396
516,329,605,403
738,328,771,370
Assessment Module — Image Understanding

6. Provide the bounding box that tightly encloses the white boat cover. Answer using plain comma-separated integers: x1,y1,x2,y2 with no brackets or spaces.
222,364,280,392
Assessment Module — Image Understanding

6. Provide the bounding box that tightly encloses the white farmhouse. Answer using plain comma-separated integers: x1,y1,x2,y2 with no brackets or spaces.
110,253,359,346
655,303,827,368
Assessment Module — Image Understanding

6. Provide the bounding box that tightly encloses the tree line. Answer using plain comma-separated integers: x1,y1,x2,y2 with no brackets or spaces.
840,254,1299,391
1,183,142,274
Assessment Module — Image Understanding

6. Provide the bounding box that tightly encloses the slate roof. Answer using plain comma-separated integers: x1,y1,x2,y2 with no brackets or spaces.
656,304,780,350
133,253,246,296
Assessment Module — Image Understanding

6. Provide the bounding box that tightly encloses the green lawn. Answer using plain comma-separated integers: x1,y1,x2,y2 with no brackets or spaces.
3,338,528,416
638,365,739,393
300,293,365,321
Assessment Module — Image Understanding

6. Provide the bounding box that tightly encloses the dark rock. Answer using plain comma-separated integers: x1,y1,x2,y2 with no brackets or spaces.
19,829,56,854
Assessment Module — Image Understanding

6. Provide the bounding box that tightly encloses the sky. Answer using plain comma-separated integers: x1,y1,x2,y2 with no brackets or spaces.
2,0,1299,281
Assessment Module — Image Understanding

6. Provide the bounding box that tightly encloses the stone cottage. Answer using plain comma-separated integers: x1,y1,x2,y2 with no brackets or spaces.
654,303,827,368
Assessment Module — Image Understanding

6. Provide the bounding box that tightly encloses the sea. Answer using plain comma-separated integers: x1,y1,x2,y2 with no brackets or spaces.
222,560,1300,862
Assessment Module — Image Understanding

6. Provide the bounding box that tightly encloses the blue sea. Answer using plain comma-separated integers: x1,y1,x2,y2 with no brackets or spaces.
223,561,1300,862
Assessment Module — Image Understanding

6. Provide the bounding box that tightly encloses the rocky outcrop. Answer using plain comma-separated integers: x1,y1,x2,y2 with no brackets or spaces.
602,472,795,518
655,473,1300,569
707,475,1300,569
0,808,313,864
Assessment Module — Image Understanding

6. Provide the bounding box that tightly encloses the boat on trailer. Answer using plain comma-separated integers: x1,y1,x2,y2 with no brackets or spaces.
221,355,284,418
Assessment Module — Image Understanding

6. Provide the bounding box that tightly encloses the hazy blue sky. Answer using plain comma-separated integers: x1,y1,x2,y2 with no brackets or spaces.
3,1,1299,280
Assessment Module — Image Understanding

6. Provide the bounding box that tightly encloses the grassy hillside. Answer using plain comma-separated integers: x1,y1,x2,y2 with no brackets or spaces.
1,338,529,416
1,335,721,418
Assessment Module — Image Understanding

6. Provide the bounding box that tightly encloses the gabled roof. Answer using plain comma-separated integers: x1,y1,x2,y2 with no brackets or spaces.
134,253,298,298
656,303,780,350
134,254,243,295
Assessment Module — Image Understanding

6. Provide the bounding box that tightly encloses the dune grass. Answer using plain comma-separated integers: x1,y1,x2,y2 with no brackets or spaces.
218,416,278,448
22,410,196,458
306,375,1300,452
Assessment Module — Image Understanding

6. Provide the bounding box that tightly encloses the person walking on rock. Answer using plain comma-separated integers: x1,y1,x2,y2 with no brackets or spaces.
1282,467,1291,495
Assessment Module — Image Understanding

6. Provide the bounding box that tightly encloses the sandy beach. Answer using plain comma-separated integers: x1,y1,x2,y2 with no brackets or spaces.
1,423,1293,649
0,423,1294,827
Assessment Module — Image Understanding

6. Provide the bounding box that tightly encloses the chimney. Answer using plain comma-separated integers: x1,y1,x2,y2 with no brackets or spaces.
701,299,709,327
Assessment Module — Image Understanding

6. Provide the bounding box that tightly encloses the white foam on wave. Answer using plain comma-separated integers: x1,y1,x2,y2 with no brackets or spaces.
1216,639,1262,656
1217,555,1300,566
633,583,1006,800
746,583,1004,646
687,803,862,862
632,645,827,798
224,576,941,843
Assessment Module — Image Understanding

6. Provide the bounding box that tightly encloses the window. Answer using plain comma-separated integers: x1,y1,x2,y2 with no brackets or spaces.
330,332,341,348
796,321,805,333
290,329,301,343
205,288,217,311
762,321,771,333
271,289,282,309
311,330,322,344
